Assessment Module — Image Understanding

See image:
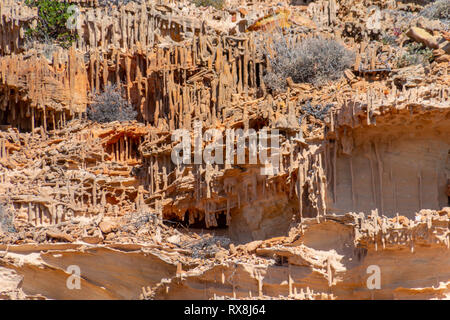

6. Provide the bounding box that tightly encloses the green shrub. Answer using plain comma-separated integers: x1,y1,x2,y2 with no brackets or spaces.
420,0,450,22
0,204,16,233
192,0,224,10
381,34,399,46
397,42,434,67
25,0,78,49
263,36,355,91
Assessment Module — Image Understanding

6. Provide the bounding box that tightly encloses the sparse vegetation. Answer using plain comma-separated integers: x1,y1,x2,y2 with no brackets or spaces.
192,0,224,10
301,102,334,121
87,85,137,123
25,0,78,49
0,204,16,233
263,36,355,92
381,31,401,46
397,42,434,67
420,0,450,22
186,235,231,259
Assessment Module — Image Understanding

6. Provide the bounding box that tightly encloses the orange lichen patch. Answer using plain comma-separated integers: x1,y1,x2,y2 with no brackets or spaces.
246,9,291,32
290,14,316,29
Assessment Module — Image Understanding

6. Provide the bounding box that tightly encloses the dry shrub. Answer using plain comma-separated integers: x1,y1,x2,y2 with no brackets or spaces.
87,85,137,123
263,35,355,92
420,0,450,22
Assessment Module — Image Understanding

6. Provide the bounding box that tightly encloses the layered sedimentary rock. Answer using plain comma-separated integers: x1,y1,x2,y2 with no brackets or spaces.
0,0,449,300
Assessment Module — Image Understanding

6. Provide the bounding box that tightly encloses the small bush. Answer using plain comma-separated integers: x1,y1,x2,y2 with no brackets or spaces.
192,0,224,10
397,42,434,67
302,102,334,121
381,32,400,46
420,0,450,22
87,85,137,123
380,27,402,47
263,36,355,92
187,235,231,259
25,0,78,49
0,204,16,233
